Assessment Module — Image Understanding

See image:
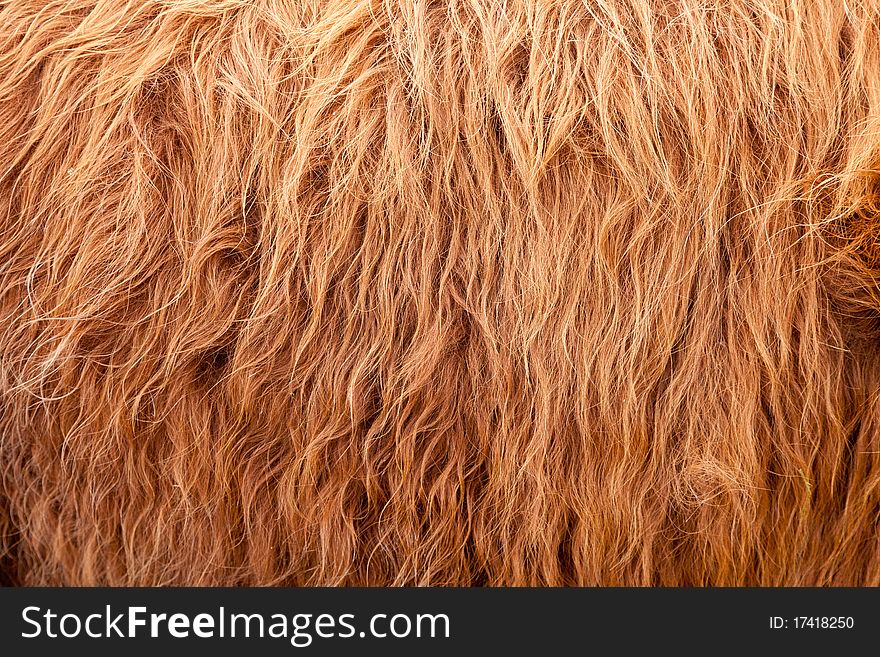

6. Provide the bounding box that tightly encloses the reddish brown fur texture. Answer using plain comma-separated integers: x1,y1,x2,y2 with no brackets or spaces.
1,0,880,586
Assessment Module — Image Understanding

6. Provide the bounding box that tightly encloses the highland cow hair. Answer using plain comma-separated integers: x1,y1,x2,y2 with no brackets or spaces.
1,0,879,587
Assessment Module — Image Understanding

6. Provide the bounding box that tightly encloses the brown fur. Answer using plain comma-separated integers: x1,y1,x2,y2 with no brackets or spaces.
1,0,880,586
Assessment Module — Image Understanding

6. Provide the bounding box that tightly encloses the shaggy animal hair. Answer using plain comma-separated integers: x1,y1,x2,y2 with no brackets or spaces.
1,0,879,586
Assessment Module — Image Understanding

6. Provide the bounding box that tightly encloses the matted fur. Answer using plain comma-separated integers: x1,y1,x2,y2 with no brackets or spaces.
1,0,879,586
